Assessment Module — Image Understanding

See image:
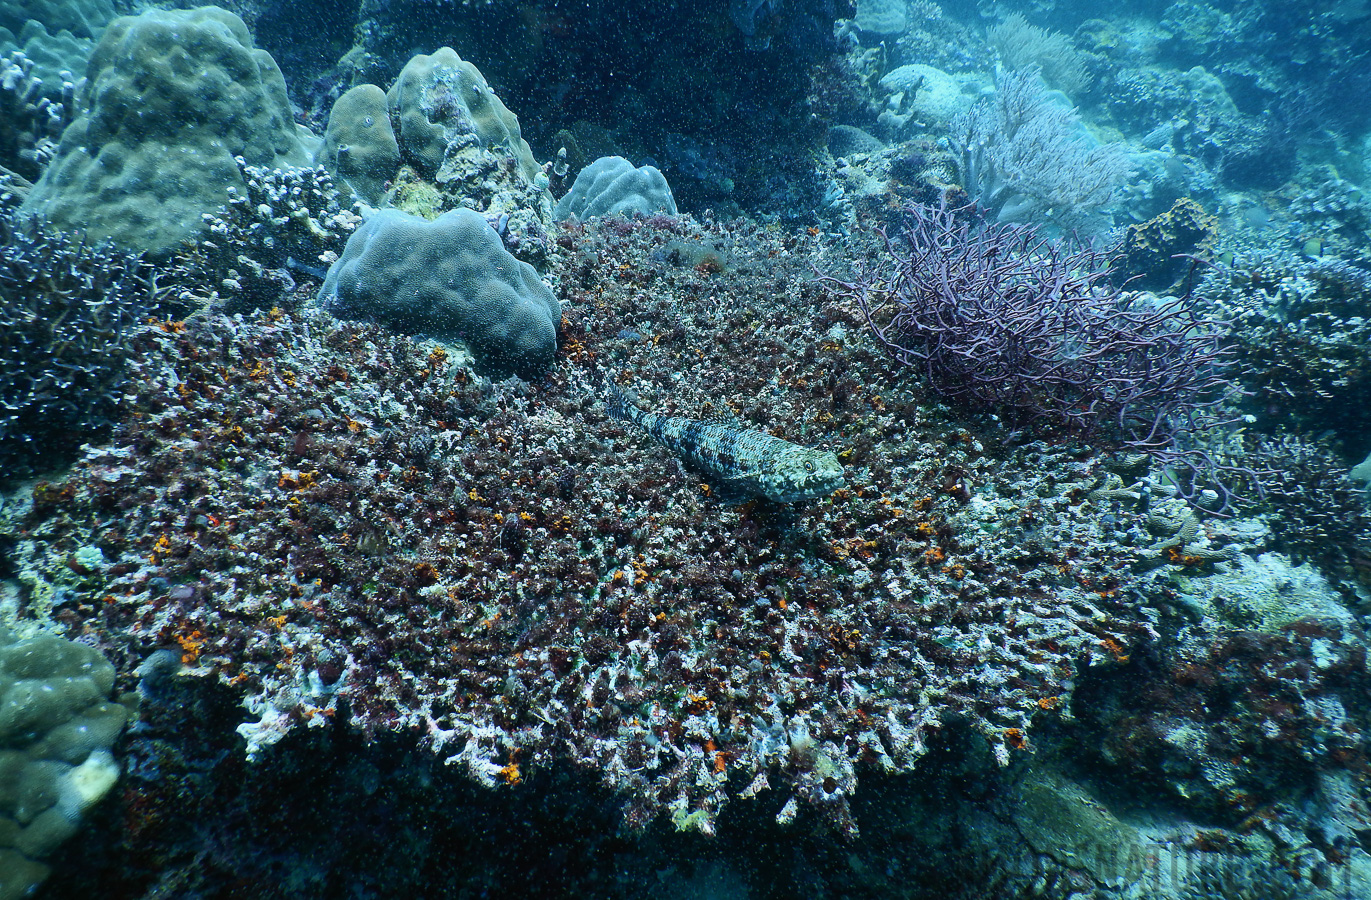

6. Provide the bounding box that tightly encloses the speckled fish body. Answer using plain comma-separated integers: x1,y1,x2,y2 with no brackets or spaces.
607,384,844,503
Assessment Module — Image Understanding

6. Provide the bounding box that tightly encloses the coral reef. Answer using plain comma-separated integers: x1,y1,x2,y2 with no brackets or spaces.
1289,171,1371,256
875,64,980,137
1108,64,1278,189
853,0,907,35
1076,612,1370,846
0,18,92,96
1153,0,1371,158
195,157,362,312
0,626,126,900
316,84,400,207
319,46,554,265
7,215,1181,837
1119,197,1219,293
20,6,317,254
826,124,884,159
811,136,963,234
0,211,150,482
1177,857,1313,900
1196,245,1371,442
1169,551,1356,635
387,46,539,184
27,677,1149,899
1249,435,1371,587
987,13,1094,96
948,68,1130,228
353,0,834,220
0,45,76,181
0,0,115,42
4,1,1371,895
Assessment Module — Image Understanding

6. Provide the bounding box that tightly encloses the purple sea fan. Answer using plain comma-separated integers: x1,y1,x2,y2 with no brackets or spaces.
821,201,1250,508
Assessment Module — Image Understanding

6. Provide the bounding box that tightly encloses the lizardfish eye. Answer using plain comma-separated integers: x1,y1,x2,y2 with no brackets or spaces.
804,461,815,472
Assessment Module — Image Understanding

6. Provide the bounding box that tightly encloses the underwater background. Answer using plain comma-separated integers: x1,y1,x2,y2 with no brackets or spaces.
2,0,1371,897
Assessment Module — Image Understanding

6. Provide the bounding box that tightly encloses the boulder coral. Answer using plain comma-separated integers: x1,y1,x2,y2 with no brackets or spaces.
318,208,560,379
554,155,677,221
317,84,400,207
387,46,539,184
0,627,126,900
21,6,316,253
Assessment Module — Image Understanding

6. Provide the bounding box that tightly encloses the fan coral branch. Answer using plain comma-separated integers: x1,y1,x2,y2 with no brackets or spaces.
949,68,1128,227
821,201,1253,511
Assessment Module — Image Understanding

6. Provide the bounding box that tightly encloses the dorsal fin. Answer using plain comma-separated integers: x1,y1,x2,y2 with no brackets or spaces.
698,399,746,428
604,377,644,422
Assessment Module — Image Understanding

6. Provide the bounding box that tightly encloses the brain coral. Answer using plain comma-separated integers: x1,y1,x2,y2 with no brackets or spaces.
20,6,316,254
318,208,561,379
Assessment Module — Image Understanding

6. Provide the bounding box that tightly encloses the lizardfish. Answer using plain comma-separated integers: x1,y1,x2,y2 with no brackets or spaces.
606,383,844,503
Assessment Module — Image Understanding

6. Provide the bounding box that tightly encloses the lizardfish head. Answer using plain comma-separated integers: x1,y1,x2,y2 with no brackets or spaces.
762,447,846,503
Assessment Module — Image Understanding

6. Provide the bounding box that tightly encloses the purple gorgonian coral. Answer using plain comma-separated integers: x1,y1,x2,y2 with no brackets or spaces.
821,202,1251,511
